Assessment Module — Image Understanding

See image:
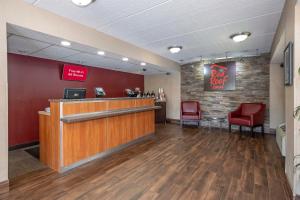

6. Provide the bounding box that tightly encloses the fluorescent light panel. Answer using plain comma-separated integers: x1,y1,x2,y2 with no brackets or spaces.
60,40,71,46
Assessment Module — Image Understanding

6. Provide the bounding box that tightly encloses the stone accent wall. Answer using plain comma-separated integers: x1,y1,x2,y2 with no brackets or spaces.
181,54,270,131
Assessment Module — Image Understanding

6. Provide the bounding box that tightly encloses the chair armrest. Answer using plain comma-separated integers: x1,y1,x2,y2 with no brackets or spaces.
250,108,265,125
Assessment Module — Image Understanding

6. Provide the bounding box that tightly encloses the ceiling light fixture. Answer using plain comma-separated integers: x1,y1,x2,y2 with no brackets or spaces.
71,0,95,7
97,51,105,56
60,40,71,47
168,46,182,54
122,57,129,62
140,62,146,66
230,32,251,42
216,56,233,60
214,57,225,60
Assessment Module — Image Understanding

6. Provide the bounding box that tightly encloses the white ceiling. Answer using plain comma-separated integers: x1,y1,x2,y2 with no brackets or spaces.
7,24,169,75
24,0,285,63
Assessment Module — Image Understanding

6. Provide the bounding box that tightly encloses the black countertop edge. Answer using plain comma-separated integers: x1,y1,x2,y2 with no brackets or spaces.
61,106,161,123
49,97,155,103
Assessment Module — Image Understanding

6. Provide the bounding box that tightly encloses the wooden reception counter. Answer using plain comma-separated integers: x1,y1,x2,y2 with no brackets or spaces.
38,97,158,172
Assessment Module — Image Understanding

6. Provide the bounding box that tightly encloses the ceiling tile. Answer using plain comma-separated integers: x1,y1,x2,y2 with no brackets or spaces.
21,0,286,62
7,24,171,74
8,35,51,55
32,45,80,60
23,0,36,3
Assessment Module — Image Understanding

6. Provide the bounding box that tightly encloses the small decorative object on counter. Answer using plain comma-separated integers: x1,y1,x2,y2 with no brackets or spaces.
95,87,106,97
125,88,135,97
151,91,156,98
125,88,142,97
44,107,50,113
135,88,142,98
146,91,151,97
158,88,166,101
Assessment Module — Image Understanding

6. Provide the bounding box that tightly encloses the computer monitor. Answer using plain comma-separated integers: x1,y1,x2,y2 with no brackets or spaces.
63,88,86,99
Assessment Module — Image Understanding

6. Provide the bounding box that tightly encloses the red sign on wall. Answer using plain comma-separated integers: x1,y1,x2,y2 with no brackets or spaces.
204,62,236,91
62,64,88,81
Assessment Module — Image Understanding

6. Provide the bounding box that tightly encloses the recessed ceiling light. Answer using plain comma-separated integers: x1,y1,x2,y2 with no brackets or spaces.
140,62,146,66
71,0,95,7
168,46,182,54
97,51,105,56
61,40,71,47
122,57,129,62
215,57,227,60
230,32,251,42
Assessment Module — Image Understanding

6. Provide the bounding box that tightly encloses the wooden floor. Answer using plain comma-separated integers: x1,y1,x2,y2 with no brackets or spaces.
5,124,292,200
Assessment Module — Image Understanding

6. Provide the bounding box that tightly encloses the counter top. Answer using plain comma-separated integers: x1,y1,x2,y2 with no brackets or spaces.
38,111,51,116
61,105,161,123
49,97,154,103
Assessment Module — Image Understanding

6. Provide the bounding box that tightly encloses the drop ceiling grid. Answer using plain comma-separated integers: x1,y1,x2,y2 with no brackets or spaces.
160,33,275,61
7,35,51,55
98,0,264,40
144,31,275,60
143,16,281,60
24,0,285,62
130,9,282,47
95,0,284,41
64,55,149,74
91,1,284,62
7,31,166,75
165,35,273,60
34,0,173,29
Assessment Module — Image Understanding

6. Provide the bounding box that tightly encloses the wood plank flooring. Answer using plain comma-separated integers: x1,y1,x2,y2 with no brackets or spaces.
5,124,292,200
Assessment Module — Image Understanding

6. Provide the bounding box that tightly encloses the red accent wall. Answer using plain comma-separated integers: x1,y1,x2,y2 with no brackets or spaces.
8,53,144,147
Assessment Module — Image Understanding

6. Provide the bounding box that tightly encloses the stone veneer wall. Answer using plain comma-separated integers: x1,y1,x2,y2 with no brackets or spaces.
181,54,270,131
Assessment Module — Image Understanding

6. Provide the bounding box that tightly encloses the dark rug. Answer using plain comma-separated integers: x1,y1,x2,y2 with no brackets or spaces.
25,147,40,159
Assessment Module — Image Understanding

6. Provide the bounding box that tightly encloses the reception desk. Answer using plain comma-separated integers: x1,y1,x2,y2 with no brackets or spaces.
38,97,158,172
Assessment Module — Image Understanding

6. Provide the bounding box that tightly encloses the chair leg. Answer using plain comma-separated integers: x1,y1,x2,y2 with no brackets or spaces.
251,127,254,137
229,124,231,133
239,126,242,133
262,125,265,137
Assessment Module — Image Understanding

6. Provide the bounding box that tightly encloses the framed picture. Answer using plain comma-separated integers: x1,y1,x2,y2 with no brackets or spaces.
284,42,293,86
204,61,236,91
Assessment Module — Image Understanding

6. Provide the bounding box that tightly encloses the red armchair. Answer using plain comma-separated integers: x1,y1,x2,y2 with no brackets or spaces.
228,103,266,137
181,101,201,127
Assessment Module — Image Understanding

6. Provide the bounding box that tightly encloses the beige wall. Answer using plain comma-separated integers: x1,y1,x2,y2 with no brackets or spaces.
0,15,8,183
294,3,300,194
0,0,180,183
269,64,285,129
144,73,181,120
271,0,297,194
294,0,300,150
